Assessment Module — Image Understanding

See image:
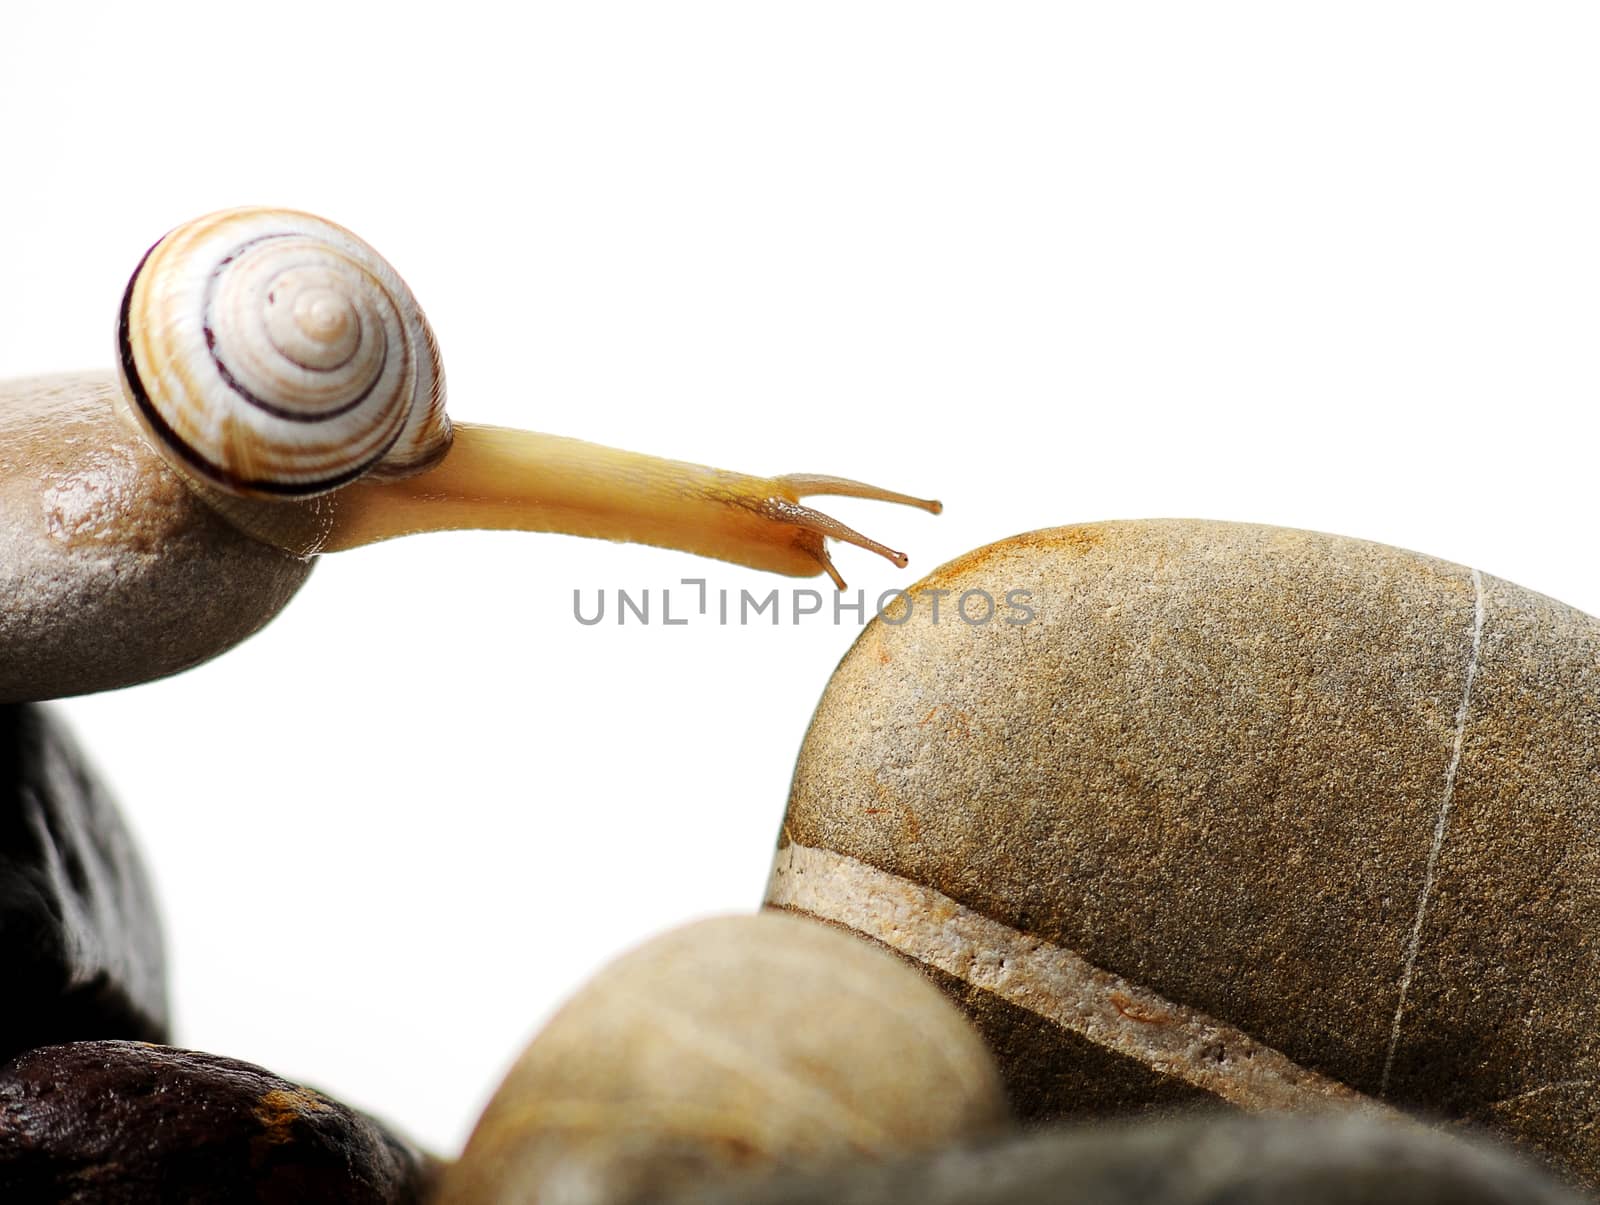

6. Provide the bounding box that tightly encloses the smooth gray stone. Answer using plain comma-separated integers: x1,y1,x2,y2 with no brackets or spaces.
0,373,314,702
696,1112,1586,1205
0,704,167,1062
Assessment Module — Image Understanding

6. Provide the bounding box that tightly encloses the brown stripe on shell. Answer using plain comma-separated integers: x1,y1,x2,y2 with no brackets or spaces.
365,283,451,480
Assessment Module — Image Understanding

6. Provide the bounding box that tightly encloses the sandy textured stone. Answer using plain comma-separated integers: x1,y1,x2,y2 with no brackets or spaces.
0,1040,436,1203
0,372,313,702
0,704,167,1063
695,1111,1585,1205
436,912,1009,1205
764,520,1600,1185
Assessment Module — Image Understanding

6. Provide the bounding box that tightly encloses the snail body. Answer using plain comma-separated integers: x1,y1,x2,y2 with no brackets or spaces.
1,208,938,702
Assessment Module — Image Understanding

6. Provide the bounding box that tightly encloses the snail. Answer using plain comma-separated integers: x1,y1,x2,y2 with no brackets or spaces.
0,207,939,702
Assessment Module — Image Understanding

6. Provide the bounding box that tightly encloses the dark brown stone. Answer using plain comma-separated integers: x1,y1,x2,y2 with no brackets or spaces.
0,704,167,1063
0,1041,436,1204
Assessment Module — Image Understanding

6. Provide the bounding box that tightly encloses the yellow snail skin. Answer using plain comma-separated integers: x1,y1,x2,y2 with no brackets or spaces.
0,208,938,702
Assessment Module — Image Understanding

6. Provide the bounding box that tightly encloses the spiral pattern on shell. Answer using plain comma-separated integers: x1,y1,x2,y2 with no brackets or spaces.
117,208,450,498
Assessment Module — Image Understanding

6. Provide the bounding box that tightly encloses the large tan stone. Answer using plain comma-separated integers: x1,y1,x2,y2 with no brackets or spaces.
764,519,1600,1185
436,912,1009,1204
0,373,313,702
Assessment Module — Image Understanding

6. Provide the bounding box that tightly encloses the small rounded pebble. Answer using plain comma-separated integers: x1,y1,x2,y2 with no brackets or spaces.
436,912,1010,1204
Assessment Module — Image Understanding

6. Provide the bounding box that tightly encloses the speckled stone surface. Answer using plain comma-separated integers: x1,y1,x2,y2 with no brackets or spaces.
0,1041,436,1203
694,1111,1585,1205
0,372,313,702
764,520,1600,1185
0,704,167,1063
436,912,1010,1205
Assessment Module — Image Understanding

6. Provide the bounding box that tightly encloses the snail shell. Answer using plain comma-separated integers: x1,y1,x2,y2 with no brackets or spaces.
117,207,449,499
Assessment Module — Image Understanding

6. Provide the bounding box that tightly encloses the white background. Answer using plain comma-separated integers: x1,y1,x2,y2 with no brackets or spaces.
2,3,1597,1155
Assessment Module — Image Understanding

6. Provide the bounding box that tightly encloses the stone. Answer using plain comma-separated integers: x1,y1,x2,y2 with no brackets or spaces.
0,704,167,1063
764,520,1600,1184
0,1040,436,1203
0,373,314,702
435,912,1009,1205
694,1111,1585,1205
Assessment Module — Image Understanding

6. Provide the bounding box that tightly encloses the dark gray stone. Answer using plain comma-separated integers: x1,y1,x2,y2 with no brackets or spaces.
0,704,167,1062
697,1111,1586,1205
